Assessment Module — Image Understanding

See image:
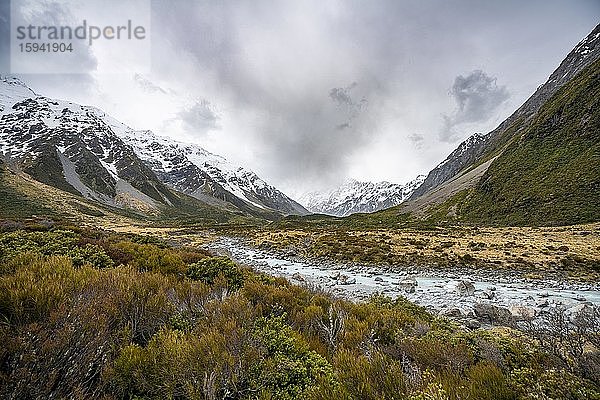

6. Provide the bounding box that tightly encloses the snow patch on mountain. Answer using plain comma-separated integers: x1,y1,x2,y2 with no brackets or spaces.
117,129,307,214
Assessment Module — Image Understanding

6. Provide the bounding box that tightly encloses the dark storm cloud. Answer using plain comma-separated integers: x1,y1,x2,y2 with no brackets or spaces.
175,100,221,136
440,70,510,142
329,83,357,106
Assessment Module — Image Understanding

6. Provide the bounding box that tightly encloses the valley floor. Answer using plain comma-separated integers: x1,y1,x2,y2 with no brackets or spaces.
2,220,599,399
206,236,599,329
108,222,600,328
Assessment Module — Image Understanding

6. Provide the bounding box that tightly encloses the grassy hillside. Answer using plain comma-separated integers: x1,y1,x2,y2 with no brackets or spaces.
457,58,600,226
1,223,598,399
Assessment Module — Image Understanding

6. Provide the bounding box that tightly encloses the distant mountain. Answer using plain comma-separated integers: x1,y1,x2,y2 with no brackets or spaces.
409,133,489,199
300,176,425,217
0,76,307,218
401,24,600,225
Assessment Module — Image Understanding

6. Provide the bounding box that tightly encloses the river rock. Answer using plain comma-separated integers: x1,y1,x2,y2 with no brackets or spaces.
465,319,481,329
399,278,418,293
446,280,475,296
473,303,513,325
291,272,305,282
338,275,356,285
536,298,549,308
567,303,594,316
509,305,536,320
374,276,384,282
481,290,495,300
441,308,463,318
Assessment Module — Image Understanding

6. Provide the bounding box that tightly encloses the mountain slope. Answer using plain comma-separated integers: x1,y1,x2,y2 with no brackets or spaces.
0,83,178,214
410,24,600,202
111,128,308,216
0,76,306,219
455,57,600,225
300,176,425,217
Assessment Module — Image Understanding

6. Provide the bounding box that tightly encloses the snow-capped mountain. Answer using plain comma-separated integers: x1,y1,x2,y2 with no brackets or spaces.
106,125,308,215
409,133,489,199
0,77,178,213
301,176,425,217
0,75,307,216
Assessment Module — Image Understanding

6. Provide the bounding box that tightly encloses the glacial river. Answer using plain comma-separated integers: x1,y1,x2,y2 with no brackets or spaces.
207,237,600,317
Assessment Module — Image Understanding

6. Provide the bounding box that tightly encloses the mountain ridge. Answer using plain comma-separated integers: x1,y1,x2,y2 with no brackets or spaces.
300,175,425,217
0,76,307,219
410,24,600,201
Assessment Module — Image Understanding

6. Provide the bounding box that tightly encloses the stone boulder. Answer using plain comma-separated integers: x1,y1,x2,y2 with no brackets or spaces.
399,278,418,293
291,272,305,282
473,303,513,325
338,274,356,285
440,308,463,318
509,305,536,320
446,280,475,296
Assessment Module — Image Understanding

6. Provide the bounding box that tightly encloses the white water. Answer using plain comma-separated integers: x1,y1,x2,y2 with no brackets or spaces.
207,237,600,317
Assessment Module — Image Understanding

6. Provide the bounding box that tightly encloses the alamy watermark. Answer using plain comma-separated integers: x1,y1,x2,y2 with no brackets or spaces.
10,0,151,74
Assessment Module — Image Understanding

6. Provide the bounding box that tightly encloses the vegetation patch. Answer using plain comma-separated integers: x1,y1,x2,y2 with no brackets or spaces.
0,223,598,399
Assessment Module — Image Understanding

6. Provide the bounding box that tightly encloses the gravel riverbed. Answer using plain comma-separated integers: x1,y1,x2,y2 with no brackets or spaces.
206,236,600,327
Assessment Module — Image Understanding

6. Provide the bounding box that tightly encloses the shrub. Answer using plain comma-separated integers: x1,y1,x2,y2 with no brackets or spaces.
186,257,245,290
115,241,186,275
251,314,335,399
69,243,115,269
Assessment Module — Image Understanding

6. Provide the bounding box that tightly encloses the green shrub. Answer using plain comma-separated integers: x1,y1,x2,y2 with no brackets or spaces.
68,243,114,269
0,230,114,270
252,314,335,399
115,241,186,275
509,367,600,400
186,256,245,289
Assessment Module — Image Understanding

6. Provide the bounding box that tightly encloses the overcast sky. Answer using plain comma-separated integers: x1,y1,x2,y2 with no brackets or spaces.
1,0,599,197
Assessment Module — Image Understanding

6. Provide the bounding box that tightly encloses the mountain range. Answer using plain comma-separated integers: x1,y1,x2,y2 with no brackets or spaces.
0,76,307,220
379,23,600,226
299,176,425,217
1,24,599,227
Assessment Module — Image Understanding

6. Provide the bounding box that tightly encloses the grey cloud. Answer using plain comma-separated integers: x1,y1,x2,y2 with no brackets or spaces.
15,1,97,72
4,0,595,193
0,1,10,72
440,70,509,142
408,133,425,148
176,100,221,136
250,82,377,187
329,82,357,106
134,74,167,94
0,1,97,96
